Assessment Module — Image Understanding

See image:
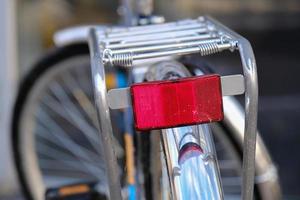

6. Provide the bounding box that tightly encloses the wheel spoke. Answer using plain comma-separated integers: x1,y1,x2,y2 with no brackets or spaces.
36,131,104,169
36,108,103,178
46,82,103,154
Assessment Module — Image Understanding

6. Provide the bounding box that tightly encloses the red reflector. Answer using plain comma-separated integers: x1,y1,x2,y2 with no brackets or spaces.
131,74,224,131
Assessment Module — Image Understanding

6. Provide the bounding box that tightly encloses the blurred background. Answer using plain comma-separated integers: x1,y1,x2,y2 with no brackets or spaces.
1,0,300,199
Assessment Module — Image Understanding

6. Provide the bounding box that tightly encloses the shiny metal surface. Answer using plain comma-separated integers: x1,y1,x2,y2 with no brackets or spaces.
110,38,222,54
103,42,234,67
88,28,122,200
14,11,281,200
238,39,258,200
81,16,266,200
102,28,211,44
207,17,259,200
145,61,223,200
106,34,215,49
161,125,224,200
221,75,245,96
106,21,205,37
87,17,258,200
222,96,281,200
107,87,131,109
54,26,97,46
106,74,245,109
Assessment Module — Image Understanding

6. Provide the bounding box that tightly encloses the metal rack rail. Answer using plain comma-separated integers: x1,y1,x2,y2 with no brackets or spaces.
96,17,237,67
88,16,258,200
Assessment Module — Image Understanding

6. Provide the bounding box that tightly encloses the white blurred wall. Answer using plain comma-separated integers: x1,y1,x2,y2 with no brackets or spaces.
0,0,20,197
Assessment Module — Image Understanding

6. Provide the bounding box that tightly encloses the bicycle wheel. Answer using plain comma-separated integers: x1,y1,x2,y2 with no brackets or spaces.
181,55,281,200
12,44,124,200
140,60,280,200
12,44,280,200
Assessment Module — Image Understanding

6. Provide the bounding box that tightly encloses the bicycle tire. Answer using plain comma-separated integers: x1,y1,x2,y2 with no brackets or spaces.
12,43,106,200
12,44,280,200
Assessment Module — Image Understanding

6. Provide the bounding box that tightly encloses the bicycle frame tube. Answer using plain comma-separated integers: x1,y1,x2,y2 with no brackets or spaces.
88,28,122,200
206,17,259,200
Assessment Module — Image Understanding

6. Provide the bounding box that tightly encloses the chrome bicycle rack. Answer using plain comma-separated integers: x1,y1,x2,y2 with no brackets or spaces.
88,16,258,200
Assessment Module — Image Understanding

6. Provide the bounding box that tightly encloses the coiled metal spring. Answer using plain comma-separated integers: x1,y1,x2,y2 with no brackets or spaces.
198,43,220,56
103,49,133,67
103,41,234,67
112,53,133,67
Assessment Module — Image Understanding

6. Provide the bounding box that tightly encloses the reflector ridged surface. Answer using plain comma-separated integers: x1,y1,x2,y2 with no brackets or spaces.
131,74,224,130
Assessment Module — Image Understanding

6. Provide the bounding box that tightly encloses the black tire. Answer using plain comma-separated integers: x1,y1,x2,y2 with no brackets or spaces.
12,45,279,200
12,43,90,200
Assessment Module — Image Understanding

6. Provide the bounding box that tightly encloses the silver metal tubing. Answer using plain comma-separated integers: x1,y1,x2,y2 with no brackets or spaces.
111,38,221,54
238,38,258,200
88,28,122,200
50,16,280,200
87,16,258,200
206,16,258,200
106,33,216,49
106,22,205,38
100,28,211,44
103,42,234,66
222,96,281,200
106,18,199,33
